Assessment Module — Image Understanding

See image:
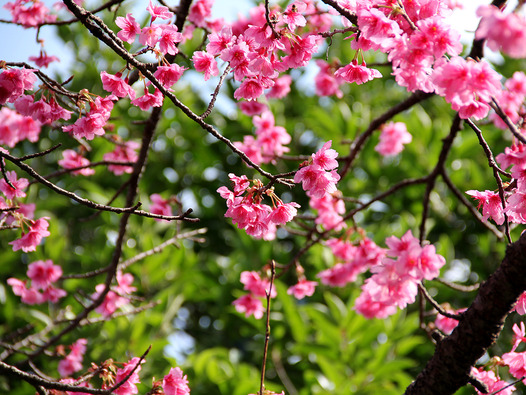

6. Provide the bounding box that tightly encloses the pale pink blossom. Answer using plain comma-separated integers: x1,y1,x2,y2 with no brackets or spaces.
150,193,172,221
139,24,162,47
163,367,191,395
27,260,62,290
268,202,300,225
115,13,141,44
0,170,29,199
240,271,276,298
471,367,515,395
131,88,163,110
466,190,505,225
334,60,382,85
10,217,51,252
375,122,412,156
112,357,144,395
58,149,95,176
153,64,186,89
232,294,265,319
287,279,317,300
515,292,526,315
147,0,173,21
101,72,136,99
192,51,219,81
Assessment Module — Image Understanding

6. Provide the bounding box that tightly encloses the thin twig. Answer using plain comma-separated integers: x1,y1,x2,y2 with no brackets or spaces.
260,260,276,395
418,283,462,320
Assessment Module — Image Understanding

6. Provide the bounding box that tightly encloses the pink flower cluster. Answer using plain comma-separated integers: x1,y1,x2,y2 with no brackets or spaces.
218,173,300,239
434,308,466,335
375,122,412,157
490,72,526,131
318,236,385,287
0,107,41,147
234,110,291,164
163,367,191,395
58,149,95,176
7,260,66,305
93,272,136,317
58,339,88,378
4,0,56,28
149,193,175,221
111,357,144,395
471,367,515,395
0,67,37,105
468,141,526,226
103,140,140,176
355,230,446,319
294,141,340,198
287,278,317,300
233,270,276,319
309,192,346,231
15,94,72,124
189,0,338,101
476,5,526,59
63,95,116,140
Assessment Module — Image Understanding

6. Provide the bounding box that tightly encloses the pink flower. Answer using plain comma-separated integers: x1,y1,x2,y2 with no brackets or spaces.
188,0,213,27
163,367,191,395
206,26,234,56
101,72,136,100
334,60,382,85
158,24,183,55
192,51,219,81
150,193,172,221
466,190,505,225
0,170,29,199
4,0,56,28
0,67,37,105
103,141,139,176
115,13,141,44
240,271,276,298
139,24,162,47
502,351,526,381
238,101,267,116
267,75,292,99
232,294,265,319
131,88,164,110
58,339,87,377
10,217,51,252
283,1,307,30
29,52,59,68
93,286,128,317
375,122,412,156
312,140,338,170
294,165,340,199
113,357,144,395
512,322,526,352
27,260,62,290
476,5,526,59
268,202,300,225
435,309,466,335
287,279,317,300
234,78,266,101
153,64,186,89
147,0,174,21
515,292,526,315
58,149,95,176
471,367,515,395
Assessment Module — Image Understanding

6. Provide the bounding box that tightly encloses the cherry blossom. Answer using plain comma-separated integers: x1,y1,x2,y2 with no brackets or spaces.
58,149,95,176
10,217,51,252
287,279,317,300
163,367,191,395
232,293,265,319
375,122,412,156
115,13,141,44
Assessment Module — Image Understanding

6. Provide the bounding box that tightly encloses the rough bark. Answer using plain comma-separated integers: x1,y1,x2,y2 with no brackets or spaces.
405,233,526,394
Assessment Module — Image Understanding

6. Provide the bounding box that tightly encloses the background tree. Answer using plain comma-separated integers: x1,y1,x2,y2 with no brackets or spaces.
1,0,526,394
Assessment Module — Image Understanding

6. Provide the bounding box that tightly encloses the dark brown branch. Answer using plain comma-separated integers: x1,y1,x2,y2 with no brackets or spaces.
320,0,357,25
405,232,526,394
